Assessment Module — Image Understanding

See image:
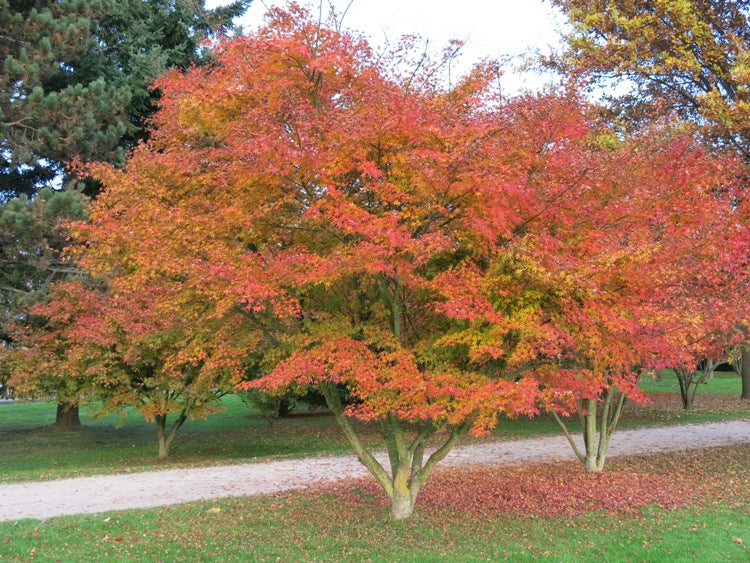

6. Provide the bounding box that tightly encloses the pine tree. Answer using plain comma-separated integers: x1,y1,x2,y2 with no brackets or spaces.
0,0,250,424
0,0,250,198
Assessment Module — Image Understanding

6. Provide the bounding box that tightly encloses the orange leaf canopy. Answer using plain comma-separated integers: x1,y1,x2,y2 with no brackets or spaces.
72,4,748,433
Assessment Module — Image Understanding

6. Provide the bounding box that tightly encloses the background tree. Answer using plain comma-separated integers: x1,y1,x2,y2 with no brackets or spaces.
548,0,750,154
0,189,85,314
8,279,238,457
437,92,746,471
0,188,86,426
662,285,748,409
0,0,250,198
549,0,750,400
0,0,250,425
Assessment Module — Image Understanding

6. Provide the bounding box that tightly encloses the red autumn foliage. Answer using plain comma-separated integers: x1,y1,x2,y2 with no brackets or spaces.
24,2,748,515
71,4,555,517
7,277,237,458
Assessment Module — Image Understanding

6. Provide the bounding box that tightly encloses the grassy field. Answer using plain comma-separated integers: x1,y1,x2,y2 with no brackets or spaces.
639,369,742,394
0,396,369,483
1,375,748,561
1,371,748,483
1,444,748,561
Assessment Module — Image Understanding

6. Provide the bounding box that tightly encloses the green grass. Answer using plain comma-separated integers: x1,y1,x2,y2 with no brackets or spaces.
1,456,747,561
0,396,375,483
7,506,743,562
2,387,749,483
1,401,748,561
639,369,742,394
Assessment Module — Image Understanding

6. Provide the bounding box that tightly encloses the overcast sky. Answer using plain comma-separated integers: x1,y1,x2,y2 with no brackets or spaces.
219,0,568,93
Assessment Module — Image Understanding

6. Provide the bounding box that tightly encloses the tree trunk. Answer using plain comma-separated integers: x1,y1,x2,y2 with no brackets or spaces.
319,381,468,520
54,403,81,428
390,488,416,520
582,398,606,472
701,359,715,380
741,348,750,400
553,387,625,473
675,367,693,409
154,409,189,459
584,454,605,472
156,415,169,459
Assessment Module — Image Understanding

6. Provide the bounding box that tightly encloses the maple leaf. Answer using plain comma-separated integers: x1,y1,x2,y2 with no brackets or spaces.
30,3,747,518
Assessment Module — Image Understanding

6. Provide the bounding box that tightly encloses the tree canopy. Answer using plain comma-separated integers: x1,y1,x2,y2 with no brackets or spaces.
549,0,750,157
9,4,748,518
0,0,250,198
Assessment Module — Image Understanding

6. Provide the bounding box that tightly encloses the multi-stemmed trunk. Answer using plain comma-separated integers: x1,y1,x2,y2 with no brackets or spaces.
154,410,188,459
319,381,469,520
675,361,715,409
553,386,626,473
312,275,472,519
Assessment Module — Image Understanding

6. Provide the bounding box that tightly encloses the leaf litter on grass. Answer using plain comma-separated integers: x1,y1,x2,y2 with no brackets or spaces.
2,445,748,562
305,442,750,520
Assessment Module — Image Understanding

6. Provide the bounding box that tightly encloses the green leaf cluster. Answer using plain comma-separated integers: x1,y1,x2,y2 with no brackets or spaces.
0,0,250,197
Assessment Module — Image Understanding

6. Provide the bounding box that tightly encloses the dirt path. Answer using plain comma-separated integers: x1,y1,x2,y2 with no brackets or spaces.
1,420,748,522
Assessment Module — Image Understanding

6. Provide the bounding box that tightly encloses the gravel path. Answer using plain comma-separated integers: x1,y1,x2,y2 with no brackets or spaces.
1,420,748,522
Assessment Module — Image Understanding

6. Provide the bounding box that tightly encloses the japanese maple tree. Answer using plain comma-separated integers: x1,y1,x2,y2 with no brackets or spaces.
0,188,87,427
549,0,750,400
434,92,747,471
68,4,747,515
70,5,544,518
8,278,239,458
650,234,750,410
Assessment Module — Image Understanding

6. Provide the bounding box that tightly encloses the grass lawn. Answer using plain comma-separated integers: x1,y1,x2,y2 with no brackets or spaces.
1,445,748,561
639,369,742,394
0,396,373,483
1,374,749,483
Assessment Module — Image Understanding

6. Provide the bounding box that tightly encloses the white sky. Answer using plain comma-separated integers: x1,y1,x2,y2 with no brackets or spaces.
221,0,568,94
